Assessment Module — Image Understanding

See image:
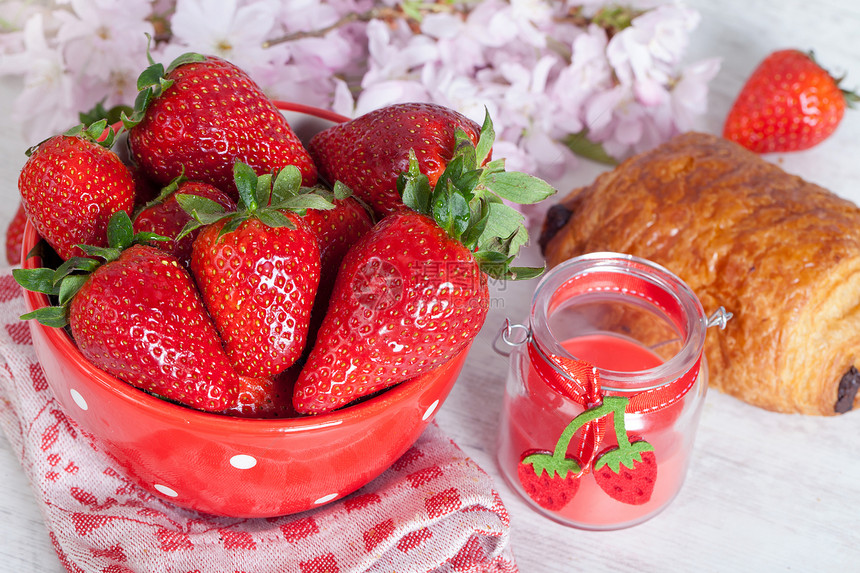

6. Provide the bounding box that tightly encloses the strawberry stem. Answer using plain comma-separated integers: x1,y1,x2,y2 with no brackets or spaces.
397,109,556,281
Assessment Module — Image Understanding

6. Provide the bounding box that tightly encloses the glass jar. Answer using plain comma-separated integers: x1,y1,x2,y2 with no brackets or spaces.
496,252,729,530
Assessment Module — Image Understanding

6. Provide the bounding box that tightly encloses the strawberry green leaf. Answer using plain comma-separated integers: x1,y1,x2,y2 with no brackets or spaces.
399,150,433,215
564,131,618,165
255,173,273,207
106,211,135,251
20,306,69,328
271,165,303,203
234,162,259,211
57,274,88,306
432,183,470,240
475,109,495,166
54,256,100,281
256,209,296,230
332,181,352,200
175,194,228,222
280,194,336,213
137,62,165,91
481,171,557,204
507,266,545,280
477,202,526,251
165,51,206,74
12,268,60,296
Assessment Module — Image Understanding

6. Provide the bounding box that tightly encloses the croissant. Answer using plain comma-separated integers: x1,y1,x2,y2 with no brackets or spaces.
540,132,860,415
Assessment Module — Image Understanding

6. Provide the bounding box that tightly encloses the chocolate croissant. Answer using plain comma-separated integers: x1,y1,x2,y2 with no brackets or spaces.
540,132,860,415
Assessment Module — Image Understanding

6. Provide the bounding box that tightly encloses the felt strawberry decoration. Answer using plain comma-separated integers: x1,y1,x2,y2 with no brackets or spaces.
124,51,317,197
517,449,582,511
18,121,135,260
308,102,483,216
293,112,556,414
13,212,243,413
723,49,858,152
179,162,334,380
593,439,658,506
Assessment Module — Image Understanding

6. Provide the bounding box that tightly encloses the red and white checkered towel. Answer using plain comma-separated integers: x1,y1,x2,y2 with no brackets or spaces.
0,268,517,573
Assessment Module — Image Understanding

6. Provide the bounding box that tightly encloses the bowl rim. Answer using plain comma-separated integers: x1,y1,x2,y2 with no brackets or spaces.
20,100,463,435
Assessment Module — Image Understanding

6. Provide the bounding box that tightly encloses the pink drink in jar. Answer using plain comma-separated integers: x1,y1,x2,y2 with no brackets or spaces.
497,253,725,530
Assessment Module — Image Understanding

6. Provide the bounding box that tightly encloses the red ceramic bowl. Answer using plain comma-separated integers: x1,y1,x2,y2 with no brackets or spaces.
20,102,469,518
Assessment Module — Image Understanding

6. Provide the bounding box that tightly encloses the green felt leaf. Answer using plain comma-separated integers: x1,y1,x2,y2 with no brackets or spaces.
522,452,581,479
593,440,654,473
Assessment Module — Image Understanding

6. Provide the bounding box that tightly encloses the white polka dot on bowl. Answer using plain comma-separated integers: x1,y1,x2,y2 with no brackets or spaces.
69,389,88,411
229,454,257,470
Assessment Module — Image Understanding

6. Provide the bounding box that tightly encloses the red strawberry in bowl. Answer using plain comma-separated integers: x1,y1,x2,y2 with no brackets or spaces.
180,162,334,380
125,52,317,197
18,121,135,260
13,212,242,413
294,113,556,414
308,102,484,217
133,177,236,268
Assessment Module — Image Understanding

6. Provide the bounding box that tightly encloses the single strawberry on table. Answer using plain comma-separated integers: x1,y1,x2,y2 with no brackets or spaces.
308,102,483,217
133,176,236,268
18,121,135,260
124,51,317,197
293,112,556,414
13,212,243,413
723,49,858,153
179,161,334,380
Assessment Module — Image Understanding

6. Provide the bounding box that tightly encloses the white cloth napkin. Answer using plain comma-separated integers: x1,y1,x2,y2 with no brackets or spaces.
0,267,517,573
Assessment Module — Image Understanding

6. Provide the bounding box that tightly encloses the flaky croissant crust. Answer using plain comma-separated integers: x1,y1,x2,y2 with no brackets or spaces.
541,132,860,415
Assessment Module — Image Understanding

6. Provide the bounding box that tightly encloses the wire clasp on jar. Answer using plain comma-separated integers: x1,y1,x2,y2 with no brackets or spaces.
493,318,531,357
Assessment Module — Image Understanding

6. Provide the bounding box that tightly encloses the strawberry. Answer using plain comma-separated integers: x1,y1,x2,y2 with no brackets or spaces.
6,202,27,265
228,368,300,419
593,440,658,506
294,113,556,414
181,162,333,379
302,192,374,292
308,102,483,216
125,52,317,197
723,49,859,152
133,177,236,268
14,212,242,413
517,449,582,511
18,121,135,260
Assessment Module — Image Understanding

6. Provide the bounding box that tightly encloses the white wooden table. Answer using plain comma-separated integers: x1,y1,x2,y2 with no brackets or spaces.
2,1,859,570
